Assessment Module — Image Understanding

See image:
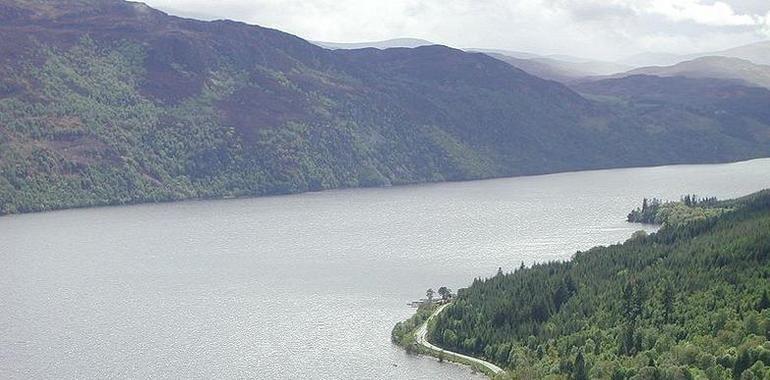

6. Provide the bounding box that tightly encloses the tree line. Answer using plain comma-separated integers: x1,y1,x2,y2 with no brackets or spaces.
428,190,770,379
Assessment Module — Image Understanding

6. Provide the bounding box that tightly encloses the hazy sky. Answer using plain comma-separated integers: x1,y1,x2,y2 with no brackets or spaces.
144,0,770,61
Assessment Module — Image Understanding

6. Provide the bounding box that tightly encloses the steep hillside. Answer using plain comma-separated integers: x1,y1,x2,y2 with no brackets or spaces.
0,0,769,215
427,190,770,379
574,75,770,146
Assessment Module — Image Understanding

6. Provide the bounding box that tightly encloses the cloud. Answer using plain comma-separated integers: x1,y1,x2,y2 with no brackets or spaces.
144,0,770,60
647,0,765,27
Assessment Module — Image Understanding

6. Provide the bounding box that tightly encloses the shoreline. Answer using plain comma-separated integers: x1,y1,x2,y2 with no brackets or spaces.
3,157,769,219
393,303,507,379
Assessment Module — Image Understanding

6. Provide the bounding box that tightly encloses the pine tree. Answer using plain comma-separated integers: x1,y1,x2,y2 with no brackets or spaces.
633,283,645,320
662,282,674,323
734,350,751,379
573,351,588,380
757,289,770,311
623,280,635,321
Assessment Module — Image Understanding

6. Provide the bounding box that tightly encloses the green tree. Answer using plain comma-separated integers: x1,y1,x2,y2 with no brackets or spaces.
623,280,635,321
573,351,588,380
734,350,751,379
662,281,675,323
438,287,452,301
398,191,770,378
442,329,457,347
757,289,770,311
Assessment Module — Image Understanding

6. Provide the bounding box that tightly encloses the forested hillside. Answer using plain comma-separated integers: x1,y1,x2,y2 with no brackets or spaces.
428,190,770,379
1,0,770,215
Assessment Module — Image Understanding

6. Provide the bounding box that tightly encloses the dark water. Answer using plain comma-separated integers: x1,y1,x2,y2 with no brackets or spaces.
1,159,768,379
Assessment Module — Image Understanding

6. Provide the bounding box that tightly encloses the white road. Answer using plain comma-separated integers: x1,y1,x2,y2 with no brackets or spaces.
414,303,506,376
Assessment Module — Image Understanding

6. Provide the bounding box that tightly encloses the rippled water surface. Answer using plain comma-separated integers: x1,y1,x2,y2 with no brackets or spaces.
1,159,769,379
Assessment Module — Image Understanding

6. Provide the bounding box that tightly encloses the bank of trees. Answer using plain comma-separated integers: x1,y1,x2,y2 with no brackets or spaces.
627,195,725,225
4,10,770,217
430,190,770,379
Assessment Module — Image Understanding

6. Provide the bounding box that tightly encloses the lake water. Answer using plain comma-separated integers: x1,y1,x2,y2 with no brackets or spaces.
1,159,769,379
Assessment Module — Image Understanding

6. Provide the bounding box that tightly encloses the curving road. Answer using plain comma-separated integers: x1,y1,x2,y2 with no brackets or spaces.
414,303,505,376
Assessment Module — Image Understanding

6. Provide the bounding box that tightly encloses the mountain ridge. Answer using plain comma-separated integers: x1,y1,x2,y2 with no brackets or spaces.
1,0,769,215
620,40,770,67
312,38,435,50
616,56,770,89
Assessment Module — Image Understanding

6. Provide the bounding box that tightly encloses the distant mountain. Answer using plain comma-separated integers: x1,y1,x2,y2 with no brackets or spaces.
543,53,608,64
474,50,630,82
472,49,610,65
0,0,769,215
525,56,630,80
715,40,770,65
467,48,541,60
619,52,689,67
482,53,580,82
613,56,770,89
621,40,770,67
312,38,435,50
326,44,631,82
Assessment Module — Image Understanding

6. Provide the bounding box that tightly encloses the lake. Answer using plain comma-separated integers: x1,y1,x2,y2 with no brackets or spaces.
1,159,769,379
